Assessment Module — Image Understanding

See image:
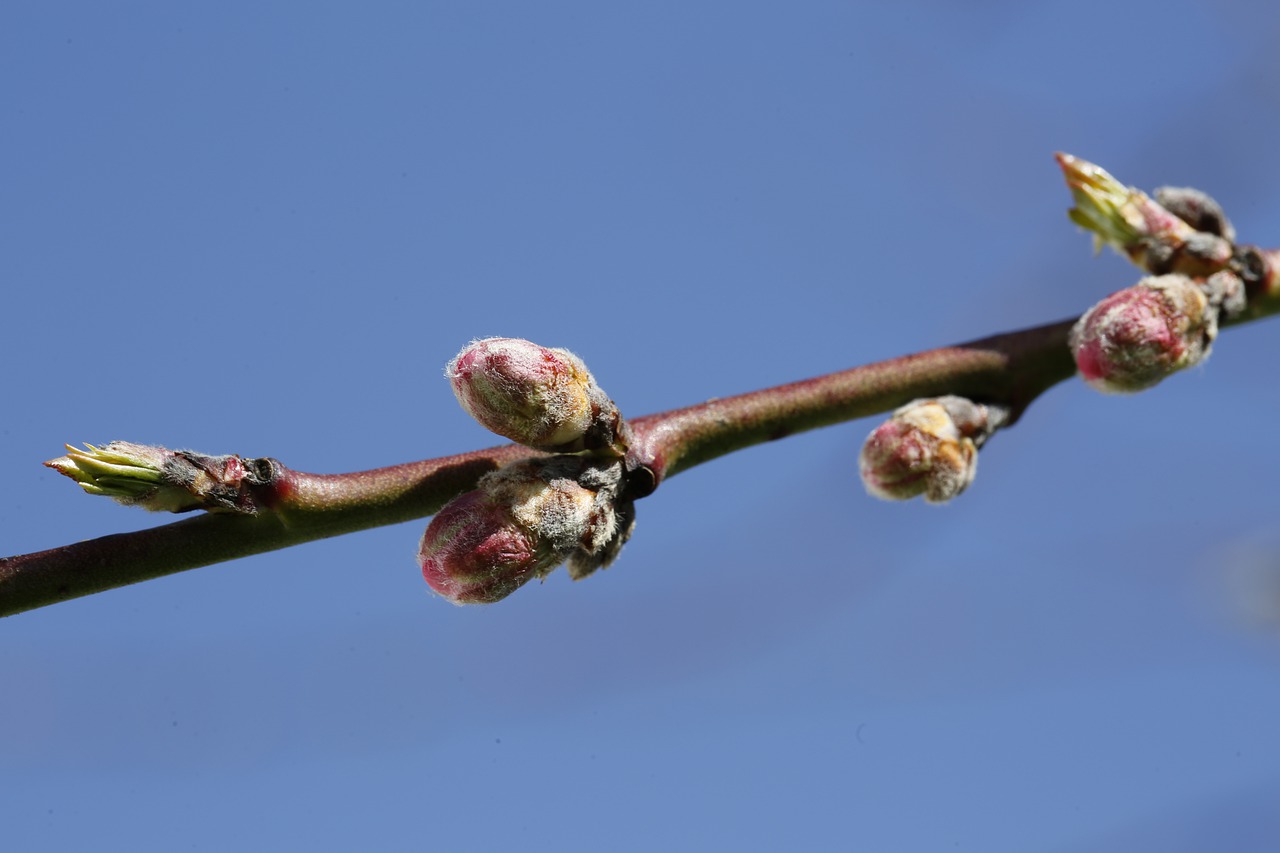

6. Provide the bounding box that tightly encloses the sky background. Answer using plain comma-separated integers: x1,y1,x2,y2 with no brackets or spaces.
4,2,1280,850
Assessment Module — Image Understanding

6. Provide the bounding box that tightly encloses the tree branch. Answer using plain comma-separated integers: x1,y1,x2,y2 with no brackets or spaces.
8,151,1280,618
633,318,1077,483
5,297,1274,620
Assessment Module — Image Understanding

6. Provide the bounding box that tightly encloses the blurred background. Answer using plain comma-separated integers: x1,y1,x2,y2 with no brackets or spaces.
4,2,1280,850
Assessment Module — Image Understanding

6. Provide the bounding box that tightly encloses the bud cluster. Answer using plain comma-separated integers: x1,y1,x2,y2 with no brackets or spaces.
1055,154,1264,395
858,396,1002,505
424,338,639,604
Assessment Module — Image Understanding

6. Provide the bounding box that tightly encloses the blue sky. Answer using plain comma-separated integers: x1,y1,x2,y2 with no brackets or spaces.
4,2,1280,850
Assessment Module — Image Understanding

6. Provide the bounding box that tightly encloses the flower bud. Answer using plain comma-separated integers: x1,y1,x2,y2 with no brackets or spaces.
858,397,984,504
1069,274,1217,394
487,457,607,552
419,456,636,604
447,338,626,453
418,489,558,605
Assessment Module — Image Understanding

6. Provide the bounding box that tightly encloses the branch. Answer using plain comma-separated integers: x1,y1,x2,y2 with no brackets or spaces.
9,300,1277,619
0,317,1078,616
633,319,1078,484
5,155,1279,617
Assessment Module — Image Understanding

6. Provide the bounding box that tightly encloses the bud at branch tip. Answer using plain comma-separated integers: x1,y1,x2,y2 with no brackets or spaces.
45,441,272,514
1056,153,1235,279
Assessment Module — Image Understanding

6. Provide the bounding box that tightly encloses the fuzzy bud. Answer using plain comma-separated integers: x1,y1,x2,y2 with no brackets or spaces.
1203,270,1247,319
1069,274,1217,394
419,456,635,605
447,338,626,454
1154,186,1236,242
418,489,557,605
567,499,635,581
859,397,990,504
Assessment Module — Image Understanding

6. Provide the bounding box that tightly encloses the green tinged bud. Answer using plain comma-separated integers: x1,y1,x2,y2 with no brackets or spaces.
45,441,272,513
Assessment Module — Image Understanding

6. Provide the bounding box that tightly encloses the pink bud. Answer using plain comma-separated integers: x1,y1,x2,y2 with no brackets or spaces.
419,457,635,604
858,398,982,504
418,489,557,605
447,338,624,453
1069,274,1216,394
